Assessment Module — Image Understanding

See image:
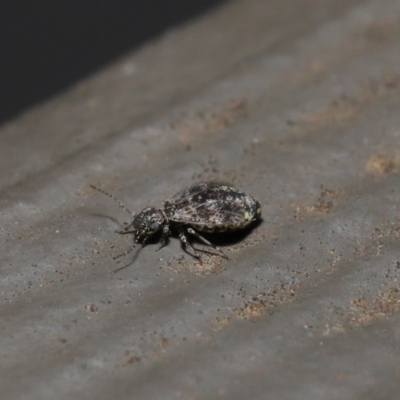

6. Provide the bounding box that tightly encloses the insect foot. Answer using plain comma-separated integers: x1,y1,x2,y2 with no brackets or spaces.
91,182,261,261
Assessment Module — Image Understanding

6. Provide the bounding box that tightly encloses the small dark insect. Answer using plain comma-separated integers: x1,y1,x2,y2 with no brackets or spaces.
90,182,261,260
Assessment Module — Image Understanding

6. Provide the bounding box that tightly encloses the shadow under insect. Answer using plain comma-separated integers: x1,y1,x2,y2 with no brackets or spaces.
194,217,263,248
113,218,262,273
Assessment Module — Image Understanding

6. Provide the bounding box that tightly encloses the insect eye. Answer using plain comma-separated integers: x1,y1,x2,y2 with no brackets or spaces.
150,218,160,231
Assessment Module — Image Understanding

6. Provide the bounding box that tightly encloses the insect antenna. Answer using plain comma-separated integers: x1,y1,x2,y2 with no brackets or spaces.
113,244,136,260
90,185,134,217
111,244,142,273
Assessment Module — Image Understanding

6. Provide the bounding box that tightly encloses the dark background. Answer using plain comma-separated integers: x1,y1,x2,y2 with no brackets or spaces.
0,1,227,125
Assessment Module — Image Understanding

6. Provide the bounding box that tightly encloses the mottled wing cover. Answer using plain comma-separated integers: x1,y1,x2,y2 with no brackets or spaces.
165,183,260,231
166,182,225,205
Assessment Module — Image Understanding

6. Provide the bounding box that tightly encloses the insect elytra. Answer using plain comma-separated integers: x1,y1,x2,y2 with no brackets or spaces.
91,182,261,260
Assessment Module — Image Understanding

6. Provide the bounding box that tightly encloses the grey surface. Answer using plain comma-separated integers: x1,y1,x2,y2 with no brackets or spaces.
2,0,400,399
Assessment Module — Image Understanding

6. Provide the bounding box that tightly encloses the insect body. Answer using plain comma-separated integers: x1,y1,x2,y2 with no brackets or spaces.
91,182,261,260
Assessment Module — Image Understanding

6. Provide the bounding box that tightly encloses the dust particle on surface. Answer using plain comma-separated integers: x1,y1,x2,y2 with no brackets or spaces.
365,153,400,176
84,304,98,313
170,97,248,144
310,188,340,214
347,286,400,327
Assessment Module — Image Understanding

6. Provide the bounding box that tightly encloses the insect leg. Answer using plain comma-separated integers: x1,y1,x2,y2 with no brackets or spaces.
186,228,229,259
157,225,171,251
178,228,201,259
